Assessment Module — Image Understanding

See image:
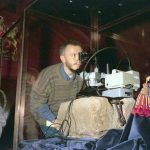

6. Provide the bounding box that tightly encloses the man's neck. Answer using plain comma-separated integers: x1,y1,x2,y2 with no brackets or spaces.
63,65,74,76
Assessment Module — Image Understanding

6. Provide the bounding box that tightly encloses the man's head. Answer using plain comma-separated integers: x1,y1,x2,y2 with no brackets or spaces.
59,40,83,75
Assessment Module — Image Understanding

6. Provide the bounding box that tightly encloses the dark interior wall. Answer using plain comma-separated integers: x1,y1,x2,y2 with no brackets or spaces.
46,19,90,65
96,10,150,84
110,21,150,83
25,15,91,72
0,0,11,9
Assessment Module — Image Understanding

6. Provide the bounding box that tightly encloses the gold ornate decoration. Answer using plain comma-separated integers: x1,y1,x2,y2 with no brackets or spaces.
0,16,20,61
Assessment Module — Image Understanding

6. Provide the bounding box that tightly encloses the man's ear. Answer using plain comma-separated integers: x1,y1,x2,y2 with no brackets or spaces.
60,55,65,63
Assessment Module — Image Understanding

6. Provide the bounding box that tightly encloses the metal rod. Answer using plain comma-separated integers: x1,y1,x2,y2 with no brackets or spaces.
13,0,39,149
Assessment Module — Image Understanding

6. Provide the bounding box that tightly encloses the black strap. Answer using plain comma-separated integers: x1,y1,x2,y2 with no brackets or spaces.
110,100,126,126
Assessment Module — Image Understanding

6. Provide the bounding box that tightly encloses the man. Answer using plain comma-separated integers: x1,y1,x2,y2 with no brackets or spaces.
30,40,83,138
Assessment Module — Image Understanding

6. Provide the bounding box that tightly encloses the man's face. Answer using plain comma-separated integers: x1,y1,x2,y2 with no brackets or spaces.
61,44,82,71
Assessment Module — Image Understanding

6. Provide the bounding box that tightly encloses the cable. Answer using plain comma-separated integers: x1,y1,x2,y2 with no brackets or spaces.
46,75,81,138
43,99,75,138
59,98,75,137
53,74,82,138
43,98,75,138
116,57,131,70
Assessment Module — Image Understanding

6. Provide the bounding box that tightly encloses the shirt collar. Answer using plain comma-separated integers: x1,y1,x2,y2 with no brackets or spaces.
60,64,75,80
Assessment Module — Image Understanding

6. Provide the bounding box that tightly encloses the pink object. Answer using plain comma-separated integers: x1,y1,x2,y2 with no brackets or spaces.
132,93,150,117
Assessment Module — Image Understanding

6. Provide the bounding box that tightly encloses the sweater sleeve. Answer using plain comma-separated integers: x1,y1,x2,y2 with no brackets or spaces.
30,68,56,125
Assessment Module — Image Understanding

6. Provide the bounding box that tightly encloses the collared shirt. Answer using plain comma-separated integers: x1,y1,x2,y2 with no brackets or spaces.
60,64,75,80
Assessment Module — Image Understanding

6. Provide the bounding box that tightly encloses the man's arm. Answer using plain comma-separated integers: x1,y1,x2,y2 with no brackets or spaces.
30,68,56,125
30,91,56,124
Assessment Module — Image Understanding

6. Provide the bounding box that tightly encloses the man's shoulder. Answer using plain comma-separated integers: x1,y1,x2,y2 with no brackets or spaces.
38,63,62,80
41,63,61,72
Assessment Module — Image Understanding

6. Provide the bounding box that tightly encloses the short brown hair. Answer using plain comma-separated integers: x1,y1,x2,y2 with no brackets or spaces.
59,39,82,55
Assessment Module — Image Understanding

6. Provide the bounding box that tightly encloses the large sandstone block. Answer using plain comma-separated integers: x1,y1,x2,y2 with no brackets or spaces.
57,96,135,138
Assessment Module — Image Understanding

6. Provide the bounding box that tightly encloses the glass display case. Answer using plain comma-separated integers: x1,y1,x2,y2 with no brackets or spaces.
12,0,150,149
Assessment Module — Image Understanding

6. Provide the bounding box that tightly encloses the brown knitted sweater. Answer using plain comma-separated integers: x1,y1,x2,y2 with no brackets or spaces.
30,63,83,125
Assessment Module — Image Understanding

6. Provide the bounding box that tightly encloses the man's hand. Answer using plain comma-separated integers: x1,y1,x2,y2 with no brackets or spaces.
46,119,61,130
51,119,61,130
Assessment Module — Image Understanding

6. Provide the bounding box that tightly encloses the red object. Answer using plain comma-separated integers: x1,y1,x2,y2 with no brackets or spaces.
132,93,150,117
